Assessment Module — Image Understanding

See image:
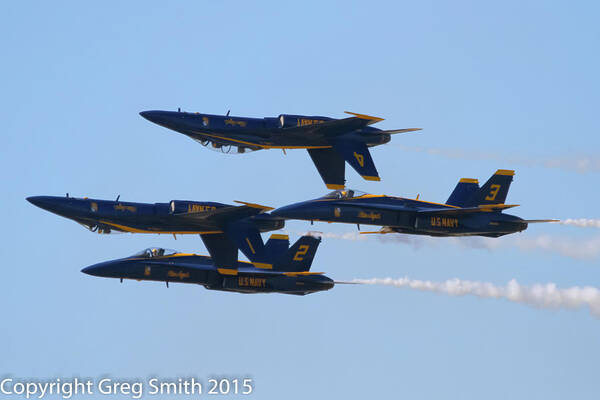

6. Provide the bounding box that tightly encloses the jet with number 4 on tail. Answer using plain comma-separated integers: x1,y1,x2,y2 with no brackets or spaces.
27,194,282,262
140,109,420,189
81,234,335,295
272,170,557,238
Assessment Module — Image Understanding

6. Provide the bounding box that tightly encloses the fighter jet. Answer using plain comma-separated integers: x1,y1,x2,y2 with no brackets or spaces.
81,234,334,295
27,195,281,261
140,109,420,189
272,170,557,238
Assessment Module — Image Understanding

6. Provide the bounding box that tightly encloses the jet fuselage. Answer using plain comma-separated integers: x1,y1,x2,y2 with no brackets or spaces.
27,195,282,234
273,192,528,238
82,251,334,295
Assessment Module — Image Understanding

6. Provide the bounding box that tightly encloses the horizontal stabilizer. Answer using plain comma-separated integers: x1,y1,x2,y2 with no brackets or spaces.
233,200,274,211
343,111,384,124
522,219,560,223
380,128,422,134
283,271,325,276
359,227,395,235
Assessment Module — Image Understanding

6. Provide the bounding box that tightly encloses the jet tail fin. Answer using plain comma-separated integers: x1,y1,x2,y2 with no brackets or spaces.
465,169,515,207
334,140,380,182
446,178,480,207
273,235,321,272
263,234,290,262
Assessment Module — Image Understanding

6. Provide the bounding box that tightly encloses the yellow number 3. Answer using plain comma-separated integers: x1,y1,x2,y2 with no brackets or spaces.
293,245,310,261
353,152,365,168
485,184,501,201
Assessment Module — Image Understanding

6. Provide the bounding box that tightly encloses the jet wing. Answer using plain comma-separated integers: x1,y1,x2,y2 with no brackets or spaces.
282,111,383,137
172,202,273,225
333,201,410,212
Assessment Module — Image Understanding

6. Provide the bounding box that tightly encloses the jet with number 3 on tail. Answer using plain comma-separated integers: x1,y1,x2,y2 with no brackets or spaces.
81,234,335,295
272,170,557,238
140,109,420,189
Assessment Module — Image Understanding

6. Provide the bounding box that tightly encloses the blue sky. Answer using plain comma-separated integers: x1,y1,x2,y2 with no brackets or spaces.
2,1,600,398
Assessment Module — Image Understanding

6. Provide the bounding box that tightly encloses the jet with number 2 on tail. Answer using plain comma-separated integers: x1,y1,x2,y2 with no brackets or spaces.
140,109,420,189
82,234,335,295
26,194,282,262
272,170,557,238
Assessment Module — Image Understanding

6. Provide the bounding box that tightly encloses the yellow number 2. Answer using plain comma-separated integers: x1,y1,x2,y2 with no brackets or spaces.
485,184,501,201
293,245,310,261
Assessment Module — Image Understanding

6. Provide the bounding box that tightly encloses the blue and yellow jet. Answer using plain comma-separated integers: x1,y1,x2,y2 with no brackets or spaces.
140,109,420,189
82,234,335,295
272,170,557,238
27,195,282,262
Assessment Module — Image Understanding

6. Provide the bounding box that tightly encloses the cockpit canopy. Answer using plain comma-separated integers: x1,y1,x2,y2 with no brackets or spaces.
131,248,178,258
320,189,369,200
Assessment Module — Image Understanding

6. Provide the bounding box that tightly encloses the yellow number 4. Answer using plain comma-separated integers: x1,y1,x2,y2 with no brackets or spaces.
293,245,310,261
353,152,365,168
485,184,501,201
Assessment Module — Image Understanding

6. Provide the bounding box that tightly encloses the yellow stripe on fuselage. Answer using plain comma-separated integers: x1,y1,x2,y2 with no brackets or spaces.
196,132,332,150
99,221,223,234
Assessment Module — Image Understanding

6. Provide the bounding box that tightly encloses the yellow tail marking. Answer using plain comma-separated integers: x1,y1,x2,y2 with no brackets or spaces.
362,175,381,181
245,238,256,254
252,262,273,269
326,183,345,190
495,169,515,176
354,152,365,167
217,268,238,276
485,184,501,201
283,271,325,276
293,245,310,261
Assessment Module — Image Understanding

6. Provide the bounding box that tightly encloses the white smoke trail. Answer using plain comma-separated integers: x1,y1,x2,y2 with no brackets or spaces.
353,277,600,318
314,230,600,259
395,145,600,174
559,219,600,228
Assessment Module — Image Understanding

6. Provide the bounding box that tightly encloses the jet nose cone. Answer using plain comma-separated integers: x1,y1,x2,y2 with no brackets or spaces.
139,110,152,120
26,196,44,207
81,261,115,277
26,196,62,213
139,110,178,126
81,265,101,276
